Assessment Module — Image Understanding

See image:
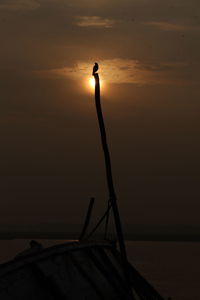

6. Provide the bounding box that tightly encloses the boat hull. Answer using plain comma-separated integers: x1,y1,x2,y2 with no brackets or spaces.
0,240,165,300
0,240,134,300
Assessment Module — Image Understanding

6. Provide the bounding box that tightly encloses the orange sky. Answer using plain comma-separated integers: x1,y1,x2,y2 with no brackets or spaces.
0,0,200,231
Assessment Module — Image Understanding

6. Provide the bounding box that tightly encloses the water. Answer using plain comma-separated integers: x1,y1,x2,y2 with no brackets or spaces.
126,241,200,300
0,239,199,299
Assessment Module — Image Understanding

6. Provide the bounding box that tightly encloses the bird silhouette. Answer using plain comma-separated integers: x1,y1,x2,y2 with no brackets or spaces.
92,62,99,75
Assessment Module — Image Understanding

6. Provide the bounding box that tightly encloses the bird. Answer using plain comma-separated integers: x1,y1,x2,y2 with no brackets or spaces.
92,62,99,75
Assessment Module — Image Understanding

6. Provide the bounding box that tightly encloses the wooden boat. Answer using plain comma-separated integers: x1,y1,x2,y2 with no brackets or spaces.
0,240,164,299
0,64,166,299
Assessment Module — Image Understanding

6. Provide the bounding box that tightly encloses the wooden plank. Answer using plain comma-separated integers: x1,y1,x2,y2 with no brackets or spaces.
84,248,133,300
69,254,104,300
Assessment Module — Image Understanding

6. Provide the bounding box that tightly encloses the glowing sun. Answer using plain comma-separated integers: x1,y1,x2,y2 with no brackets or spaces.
88,77,104,91
89,77,95,89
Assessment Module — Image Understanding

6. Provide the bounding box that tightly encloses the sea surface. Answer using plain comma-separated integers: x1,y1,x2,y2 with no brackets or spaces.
0,239,199,300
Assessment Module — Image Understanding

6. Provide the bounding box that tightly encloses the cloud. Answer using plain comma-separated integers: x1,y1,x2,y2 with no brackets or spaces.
136,61,189,72
36,59,190,86
36,59,148,84
0,0,40,11
75,16,115,28
144,21,200,32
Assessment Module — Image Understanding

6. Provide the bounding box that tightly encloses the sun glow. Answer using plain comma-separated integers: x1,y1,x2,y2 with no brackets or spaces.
88,76,104,92
89,77,95,89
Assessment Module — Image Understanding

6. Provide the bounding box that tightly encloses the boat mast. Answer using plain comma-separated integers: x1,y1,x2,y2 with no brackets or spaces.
92,65,130,280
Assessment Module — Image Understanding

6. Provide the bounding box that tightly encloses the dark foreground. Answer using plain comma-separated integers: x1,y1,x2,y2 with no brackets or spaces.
0,240,164,300
0,240,199,299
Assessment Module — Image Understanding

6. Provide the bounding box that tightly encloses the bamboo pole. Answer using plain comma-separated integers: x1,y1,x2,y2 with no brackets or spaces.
93,70,133,294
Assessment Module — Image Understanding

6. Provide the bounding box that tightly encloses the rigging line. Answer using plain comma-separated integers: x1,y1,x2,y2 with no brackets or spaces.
79,197,95,241
85,203,112,240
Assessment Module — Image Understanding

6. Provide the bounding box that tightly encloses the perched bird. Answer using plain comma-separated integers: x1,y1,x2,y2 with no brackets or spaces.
92,62,99,75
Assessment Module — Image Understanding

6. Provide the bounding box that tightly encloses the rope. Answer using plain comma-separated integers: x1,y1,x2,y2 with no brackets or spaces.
85,203,112,240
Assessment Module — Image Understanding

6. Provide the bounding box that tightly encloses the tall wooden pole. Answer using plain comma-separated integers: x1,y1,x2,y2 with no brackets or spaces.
93,70,132,290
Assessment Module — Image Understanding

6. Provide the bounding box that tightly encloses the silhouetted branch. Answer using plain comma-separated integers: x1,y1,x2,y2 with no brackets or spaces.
93,69,133,296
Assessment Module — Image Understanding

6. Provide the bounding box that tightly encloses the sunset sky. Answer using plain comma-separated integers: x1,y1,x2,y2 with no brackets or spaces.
0,0,200,231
